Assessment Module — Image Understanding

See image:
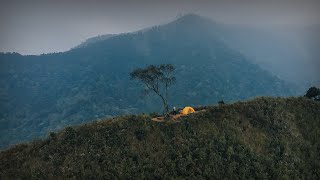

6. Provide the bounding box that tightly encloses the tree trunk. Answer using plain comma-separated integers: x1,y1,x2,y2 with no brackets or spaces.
159,94,169,114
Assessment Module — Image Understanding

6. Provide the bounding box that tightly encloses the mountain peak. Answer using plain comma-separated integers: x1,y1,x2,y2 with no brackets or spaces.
177,13,204,19
174,13,212,24
168,13,216,30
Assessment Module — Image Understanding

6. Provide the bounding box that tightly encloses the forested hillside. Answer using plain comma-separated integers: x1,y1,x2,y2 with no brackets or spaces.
0,14,295,149
1,97,319,179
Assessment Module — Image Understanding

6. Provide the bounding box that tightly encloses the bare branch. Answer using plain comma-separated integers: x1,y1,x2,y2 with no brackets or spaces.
130,64,176,114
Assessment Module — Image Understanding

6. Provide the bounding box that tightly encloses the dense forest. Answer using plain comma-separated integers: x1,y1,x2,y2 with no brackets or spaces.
0,14,296,149
1,97,319,179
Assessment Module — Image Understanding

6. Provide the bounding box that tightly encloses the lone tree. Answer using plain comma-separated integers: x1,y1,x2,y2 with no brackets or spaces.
130,64,175,114
305,86,320,101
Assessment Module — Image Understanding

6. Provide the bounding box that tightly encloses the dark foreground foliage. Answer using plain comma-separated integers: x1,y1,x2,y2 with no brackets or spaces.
1,97,320,179
305,86,320,101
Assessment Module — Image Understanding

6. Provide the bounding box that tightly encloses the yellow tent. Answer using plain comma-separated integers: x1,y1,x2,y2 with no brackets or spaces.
181,106,195,115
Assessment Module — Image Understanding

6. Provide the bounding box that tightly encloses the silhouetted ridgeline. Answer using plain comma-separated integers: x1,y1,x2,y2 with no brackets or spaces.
1,97,319,179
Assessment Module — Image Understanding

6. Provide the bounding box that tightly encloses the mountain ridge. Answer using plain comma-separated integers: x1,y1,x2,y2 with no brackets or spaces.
1,97,319,179
66,14,318,87
0,14,296,149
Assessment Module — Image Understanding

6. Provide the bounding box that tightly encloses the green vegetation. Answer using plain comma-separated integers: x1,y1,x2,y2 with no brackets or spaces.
305,86,320,101
1,97,319,179
0,15,296,149
130,64,176,114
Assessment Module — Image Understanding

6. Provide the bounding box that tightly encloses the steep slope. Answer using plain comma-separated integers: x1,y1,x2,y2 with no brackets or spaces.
0,14,295,149
73,34,116,49
1,97,319,179
213,25,316,87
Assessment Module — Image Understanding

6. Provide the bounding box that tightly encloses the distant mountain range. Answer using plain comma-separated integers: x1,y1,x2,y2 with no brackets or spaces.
219,24,320,87
0,14,298,149
73,34,116,49
73,18,320,87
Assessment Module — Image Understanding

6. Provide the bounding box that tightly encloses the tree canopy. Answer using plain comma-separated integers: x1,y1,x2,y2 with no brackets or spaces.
305,86,320,100
130,64,175,113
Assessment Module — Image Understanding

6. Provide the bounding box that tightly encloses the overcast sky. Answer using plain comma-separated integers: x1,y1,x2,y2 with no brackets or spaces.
0,0,319,55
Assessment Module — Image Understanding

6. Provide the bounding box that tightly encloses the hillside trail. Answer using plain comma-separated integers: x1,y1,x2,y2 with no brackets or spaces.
151,109,206,122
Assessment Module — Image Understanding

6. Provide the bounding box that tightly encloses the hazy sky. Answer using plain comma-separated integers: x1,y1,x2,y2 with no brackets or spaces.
1,0,319,55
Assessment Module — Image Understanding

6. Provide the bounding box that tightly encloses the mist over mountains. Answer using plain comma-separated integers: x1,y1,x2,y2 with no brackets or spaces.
75,16,320,87
0,14,309,149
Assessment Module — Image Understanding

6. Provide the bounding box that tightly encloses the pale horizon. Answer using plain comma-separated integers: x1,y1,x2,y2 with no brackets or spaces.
1,0,319,55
